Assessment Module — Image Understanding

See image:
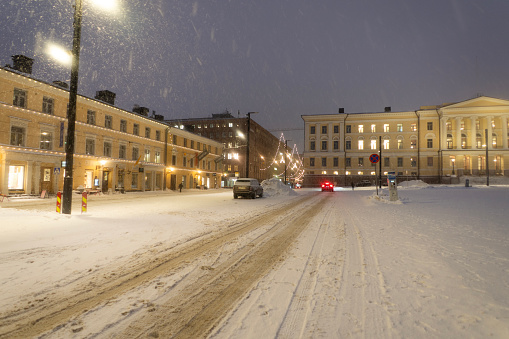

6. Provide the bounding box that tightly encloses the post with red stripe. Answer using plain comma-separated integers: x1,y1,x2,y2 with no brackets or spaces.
81,191,87,214
56,191,62,213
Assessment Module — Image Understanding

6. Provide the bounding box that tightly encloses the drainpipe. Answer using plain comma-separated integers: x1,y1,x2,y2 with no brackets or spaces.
163,127,170,190
414,111,420,179
344,114,349,186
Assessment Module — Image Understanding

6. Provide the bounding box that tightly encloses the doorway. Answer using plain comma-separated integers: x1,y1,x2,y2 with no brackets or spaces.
41,167,53,194
102,171,110,193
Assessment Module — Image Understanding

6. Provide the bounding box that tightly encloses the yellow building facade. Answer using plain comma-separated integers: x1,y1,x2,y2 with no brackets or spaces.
0,66,223,196
302,97,509,187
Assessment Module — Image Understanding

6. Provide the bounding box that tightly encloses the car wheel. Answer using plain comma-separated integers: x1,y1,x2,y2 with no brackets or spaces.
259,192,263,198
234,194,238,199
251,192,256,199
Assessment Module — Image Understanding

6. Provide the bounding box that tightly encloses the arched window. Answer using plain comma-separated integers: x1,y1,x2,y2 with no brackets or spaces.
461,133,467,149
476,133,482,149
447,134,453,149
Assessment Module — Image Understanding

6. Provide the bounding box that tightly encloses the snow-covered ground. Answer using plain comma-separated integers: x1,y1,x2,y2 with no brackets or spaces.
1,180,508,338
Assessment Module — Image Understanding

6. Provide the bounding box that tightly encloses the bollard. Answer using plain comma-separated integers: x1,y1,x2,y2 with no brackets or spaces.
56,191,62,213
465,179,470,187
82,191,87,213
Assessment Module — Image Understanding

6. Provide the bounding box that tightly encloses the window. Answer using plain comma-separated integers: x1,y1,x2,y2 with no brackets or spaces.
446,121,452,131
85,139,95,155
397,157,403,167
119,144,126,159
461,134,467,149
398,139,403,149
13,88,27,108
492,133,497,148
310,158,315,167
476,133,482,148
358,158,364,167
346,125,351,133
333,157,338,167
321,141,327,151
132,147,139,161
383,139,390,149
396,124,403,132
427,122,433,130
42,97,54,114
172,155,177,166
321,125,327,134
8,165,25,190
427,138,433,148
410,123,417,131
191,140,195,149
228,122,233,128
120,120,127,132
371,124,376,133
145,127,151,138
105,115,113,129
144,149,151,162
345,140,351,150
384,157,390,167
310,126,316,134
358,139,364,150
411,158,417,167
155,151,161,163
345,158,351,167
358,125,364,133
476,120,480,130
156,130,161,141
334,125,339,134
461,121,465,130
172,135,177,144
40,131,52,150
103,141,112,157
183,138,187,147
371,139,377,150
333,140,339,150
10,126,25,146
87,110,96,125
133,124,139,136
183,157,187,167
321,157,327,166
427,157,433,166
384,124,389,132
310,141,315,151
410,138,417,148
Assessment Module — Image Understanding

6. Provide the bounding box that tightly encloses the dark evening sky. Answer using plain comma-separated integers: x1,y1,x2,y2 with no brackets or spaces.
1,0,509,151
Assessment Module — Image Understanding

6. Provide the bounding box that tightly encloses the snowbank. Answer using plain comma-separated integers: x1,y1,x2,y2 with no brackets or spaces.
261,178,298,197
398,179,429,188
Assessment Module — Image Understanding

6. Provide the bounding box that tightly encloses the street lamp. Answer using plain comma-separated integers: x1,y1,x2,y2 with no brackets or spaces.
485,128,489,186
451,158,455,175
245,112,258,178
62,0,116,214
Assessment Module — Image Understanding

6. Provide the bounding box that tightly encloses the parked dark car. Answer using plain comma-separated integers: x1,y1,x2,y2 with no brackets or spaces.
321,181,334,192
356,180,372,187
233,178,263,199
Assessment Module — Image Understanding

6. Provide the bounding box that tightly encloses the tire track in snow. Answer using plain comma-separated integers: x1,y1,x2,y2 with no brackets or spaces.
275,197,334,338
338,205,394,337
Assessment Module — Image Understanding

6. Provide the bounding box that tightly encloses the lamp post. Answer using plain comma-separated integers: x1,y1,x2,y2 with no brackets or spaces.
284,139,291,185
245,112,258,178
485,128,489,186
62,0,83,214
451,158,455,175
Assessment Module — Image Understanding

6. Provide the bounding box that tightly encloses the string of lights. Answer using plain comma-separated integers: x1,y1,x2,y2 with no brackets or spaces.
260,133,304,181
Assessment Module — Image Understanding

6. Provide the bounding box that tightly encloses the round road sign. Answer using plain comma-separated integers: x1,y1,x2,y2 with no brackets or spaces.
369,153,380,163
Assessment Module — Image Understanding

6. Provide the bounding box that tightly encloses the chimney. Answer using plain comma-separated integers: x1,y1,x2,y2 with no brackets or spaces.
384,106,391,112
338,108,345,113
95,90,116,105
52,80,69,89
11,55,34,74
133,105,149,116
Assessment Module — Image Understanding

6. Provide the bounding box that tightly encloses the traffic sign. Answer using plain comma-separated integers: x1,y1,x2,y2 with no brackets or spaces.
369,153,380,163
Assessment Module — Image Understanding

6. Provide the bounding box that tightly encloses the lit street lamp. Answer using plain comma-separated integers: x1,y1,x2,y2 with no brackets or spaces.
451,158,455,175
62,0,116,214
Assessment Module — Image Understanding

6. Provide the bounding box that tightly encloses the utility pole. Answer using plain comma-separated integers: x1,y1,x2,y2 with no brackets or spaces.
378,135,382,188
245,112,258,178
486,129,489,186
284,139,291,185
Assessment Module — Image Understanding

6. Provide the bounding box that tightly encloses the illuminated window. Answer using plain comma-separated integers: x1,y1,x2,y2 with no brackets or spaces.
398,139,403,149
155,151,161,163
410,123,417,131
358,140,364,150
8,165,25,190
384,124,389,132
358,125,364,133
371,124,376,133
383,139,390,149
371,139,377,150
397,124,403,132
144,149,151,162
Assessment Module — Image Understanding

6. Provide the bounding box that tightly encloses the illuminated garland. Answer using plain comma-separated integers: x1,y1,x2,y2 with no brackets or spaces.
260,133,305,181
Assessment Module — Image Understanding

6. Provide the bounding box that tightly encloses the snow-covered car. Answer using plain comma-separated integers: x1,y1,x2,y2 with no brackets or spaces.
321,181,334,192
233,178,263,199
294,183,302,189
356,180,372,187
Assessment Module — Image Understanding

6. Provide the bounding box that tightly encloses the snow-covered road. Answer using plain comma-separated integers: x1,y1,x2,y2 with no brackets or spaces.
1,183,508,338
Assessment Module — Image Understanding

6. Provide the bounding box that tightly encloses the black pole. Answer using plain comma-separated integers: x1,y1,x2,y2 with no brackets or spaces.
246,114,251,178
486,129,489,186
62,0,83,214
378,135,382,188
